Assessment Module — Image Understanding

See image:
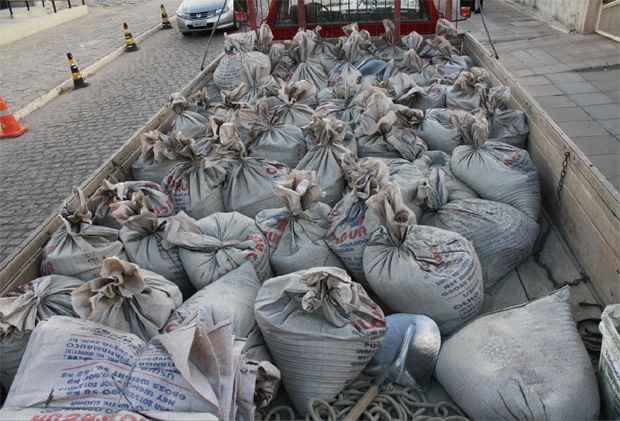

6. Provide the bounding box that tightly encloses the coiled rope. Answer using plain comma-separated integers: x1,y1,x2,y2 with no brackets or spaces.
258,379,470,421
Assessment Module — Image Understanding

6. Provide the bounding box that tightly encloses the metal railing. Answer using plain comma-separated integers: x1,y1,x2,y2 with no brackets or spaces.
4,0,85,18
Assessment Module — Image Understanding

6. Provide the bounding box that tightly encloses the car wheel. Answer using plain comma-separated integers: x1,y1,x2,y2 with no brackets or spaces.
181,31,191,36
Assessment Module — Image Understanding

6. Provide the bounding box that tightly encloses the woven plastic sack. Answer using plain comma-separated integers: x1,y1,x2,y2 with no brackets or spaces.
213,123,289,218
89,179,174,228
419,169,538,287
482,86,529,148
131,130,179,184
599,304,620,419
167,93,210,139
240,51,280,105
383,157,430,221
72,257,182,341
401,30,436,58
41,190,125,281
316,68,364,128
382,48,425,79
387,73,447,109
165,211,271,290
255,267,386,415
289,29,328,90
363,185,484,334
416,108,463,154
326,158,390,284
0,275,83,392
256,171,344,275
450,111,540,220
446,68,489,111
356,93,427,161
296,116,355,206
422,150,479,201
111,193,194,299
272,80,316,126
313,26,339,73
162,134,227,219
2,316,254,419
436,288,600,420
213,32,250,91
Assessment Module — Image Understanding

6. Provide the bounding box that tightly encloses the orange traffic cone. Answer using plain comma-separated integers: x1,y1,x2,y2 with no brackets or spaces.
123,22,139,52
0,97,27,139
161,5,172,29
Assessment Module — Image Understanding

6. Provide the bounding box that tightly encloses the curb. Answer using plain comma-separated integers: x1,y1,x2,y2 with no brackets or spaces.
14,17,176,121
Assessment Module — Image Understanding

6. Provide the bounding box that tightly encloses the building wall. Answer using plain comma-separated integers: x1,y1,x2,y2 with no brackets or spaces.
511,0,594,32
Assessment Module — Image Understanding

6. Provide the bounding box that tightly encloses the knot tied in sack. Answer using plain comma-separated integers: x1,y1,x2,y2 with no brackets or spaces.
309,115,347,146
110,192,163,234
449,110,489,149
417,169,449,212
61,188,93,228
481,85,513,114
82,257,146,303
367,184,416,243
275,170,321,216
343,157,390,199
453,68,489,95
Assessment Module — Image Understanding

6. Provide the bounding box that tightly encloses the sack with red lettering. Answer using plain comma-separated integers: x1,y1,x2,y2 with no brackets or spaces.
255,267,386,416
88,179,174,229
162,135,227,220
0,274,84,393
41,189,126,281
213,124,289,218
256,171,344,276
72,257,182,341
164,211,271,290
131,130,179,184
363,184,484,334
326,158,390,285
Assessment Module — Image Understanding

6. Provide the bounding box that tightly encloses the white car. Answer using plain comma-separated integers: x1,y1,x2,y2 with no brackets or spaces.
176,0,237,35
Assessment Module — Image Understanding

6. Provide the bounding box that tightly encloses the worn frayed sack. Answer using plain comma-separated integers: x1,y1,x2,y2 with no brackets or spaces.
213,124,289,218
416,108,463,154
296,116,355,206
436,288,600,421
165,211,271,290
599,304,620,419
450,112,540,220
111,194,194,299
422,151,479,201
72,257,182,341
131,130,179,184
482,86,529,148
167,93,210,139
446,68,489,111
316,68,365,128
387,73,447,109
41,190,125,281
289,29,328,90
162,134,227,219
2,316,272,420
419,169,538,287
363,185,484,334
214,32,254,91
89,179,174,228
0,275,83,392
256,171,344,275
326,158,390,284
255,267,386,415
272,80,317,126
382,157,430,221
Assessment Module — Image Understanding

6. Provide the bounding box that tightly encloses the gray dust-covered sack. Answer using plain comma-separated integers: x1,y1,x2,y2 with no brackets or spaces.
111,193,194,299
599,304,620,419
213,31,256,91
248,98,308,169
89,179,175,228
0,275,83,392
131,130,178,184
255,267,386,416
71,257,182,341
272,80,317,126
162,133,227,219
165,211,271,290
450,111,541,220
289,29,328,90
387,73,447,109
356,92,428,161
419,169,538,287
446,68,489,111
326,158,390,284
168,93,210,139
256,171,344,275
382,156,430,221
296,116,355,207
213,123,289,218
316,67,365,128
416,108,463,154
41,190,125,281
422,150,479,201
482,86,529,148
436,287,600,421
363,185,484,334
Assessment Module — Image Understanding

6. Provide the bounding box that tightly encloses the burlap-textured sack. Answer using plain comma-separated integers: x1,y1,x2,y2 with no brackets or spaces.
41,190,125,281
165,211,272,290
436,288,600,421
256,171,344,275
255,267,386,415
131,130,178,184
72,257,182,341
363,185,484,334
0,275,83,392
214,31,255,91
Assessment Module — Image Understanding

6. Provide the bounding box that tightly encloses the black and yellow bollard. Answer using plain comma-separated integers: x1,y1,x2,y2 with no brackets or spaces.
123,22,139,52
67,52,89,89
161,4,172,29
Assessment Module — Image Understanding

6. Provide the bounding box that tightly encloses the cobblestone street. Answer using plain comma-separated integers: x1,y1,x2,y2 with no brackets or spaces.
0,27,224,262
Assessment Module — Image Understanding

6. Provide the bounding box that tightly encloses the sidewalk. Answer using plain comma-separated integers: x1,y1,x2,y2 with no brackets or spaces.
459,0,620,191
0,0,184,112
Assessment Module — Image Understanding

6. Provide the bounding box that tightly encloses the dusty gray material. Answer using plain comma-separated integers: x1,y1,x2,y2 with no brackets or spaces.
131,130,179,184
255,267,386,416
72,257,182,341
422,151,479,201
445,68,488,111
599,304,620,419
436,288,600,421
255,171,344,275
381,157,430,221
272,80,317,126
169,93,210,139
387,73,447,109
450,112,541,220
482,86,529,148
316,68,365,130
0,275,83,392
363,185,483,335
419,169,538,287
165,211,271,290
416,109,463,154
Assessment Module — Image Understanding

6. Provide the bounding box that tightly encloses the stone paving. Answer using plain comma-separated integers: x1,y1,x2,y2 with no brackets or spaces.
0,28,225,262
0,0,185,111
459,0,620,191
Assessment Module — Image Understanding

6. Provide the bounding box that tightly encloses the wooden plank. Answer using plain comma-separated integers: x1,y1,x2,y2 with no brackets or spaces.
482,271,528,313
